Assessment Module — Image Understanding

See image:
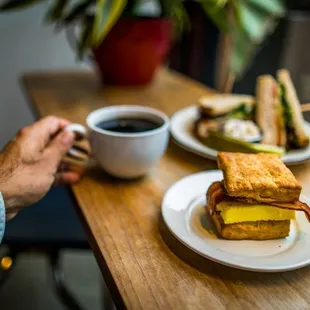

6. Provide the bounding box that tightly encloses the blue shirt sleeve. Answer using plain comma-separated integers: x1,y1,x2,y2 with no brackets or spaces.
0,192,5,244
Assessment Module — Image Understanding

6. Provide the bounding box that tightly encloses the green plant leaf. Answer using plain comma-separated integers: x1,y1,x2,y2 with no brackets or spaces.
199,0,229,32
45,0,69,21
122,0,139,16
77,15,94,60
62,0,92,24
229,0,284,78
201,0,227,10
229,30,257,77
92,0,127,46
0,0,44,11
234,1,276,43
158,0,188,36
247,0,285,17
170,3,189,37
160,0,181,16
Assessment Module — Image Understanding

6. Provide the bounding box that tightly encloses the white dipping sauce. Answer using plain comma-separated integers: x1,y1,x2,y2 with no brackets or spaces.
222,119,261,142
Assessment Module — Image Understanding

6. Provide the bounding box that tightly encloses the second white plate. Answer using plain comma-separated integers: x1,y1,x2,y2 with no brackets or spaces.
170,105,310,165
162,170,310,272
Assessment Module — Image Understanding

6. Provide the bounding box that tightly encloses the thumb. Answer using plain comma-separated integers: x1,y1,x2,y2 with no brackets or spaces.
44,130,75,169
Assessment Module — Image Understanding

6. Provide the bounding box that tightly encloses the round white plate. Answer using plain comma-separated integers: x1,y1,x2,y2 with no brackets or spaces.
170,105,310,165
162,170,310,272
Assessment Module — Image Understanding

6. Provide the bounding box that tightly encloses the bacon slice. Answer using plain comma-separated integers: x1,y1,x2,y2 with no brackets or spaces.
269,201,310,222
206,181,310,222
206,182,227,215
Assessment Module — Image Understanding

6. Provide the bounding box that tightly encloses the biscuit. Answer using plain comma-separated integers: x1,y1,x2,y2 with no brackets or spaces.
217,152,301,203
211,212,290,240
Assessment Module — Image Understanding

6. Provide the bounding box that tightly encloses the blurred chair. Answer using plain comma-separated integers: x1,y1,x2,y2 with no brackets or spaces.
0,186,89,310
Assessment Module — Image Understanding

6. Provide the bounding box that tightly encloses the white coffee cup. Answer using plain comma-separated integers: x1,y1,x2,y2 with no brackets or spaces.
66,105,170,179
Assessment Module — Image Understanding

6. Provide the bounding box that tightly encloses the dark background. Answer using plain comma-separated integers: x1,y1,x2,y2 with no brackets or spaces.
168,1,310,96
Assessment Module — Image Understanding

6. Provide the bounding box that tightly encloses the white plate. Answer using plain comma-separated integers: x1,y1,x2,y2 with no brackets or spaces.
170,105,310,165
162,170,310,272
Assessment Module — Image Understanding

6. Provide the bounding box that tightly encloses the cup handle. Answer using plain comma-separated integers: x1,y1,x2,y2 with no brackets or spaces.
65,123,88,140
64,123,90,164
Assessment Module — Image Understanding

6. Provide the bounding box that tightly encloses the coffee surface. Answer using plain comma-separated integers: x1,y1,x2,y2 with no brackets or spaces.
96,118,161,133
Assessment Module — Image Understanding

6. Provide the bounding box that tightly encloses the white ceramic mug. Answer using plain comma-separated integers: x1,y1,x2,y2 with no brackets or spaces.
66,105,170,179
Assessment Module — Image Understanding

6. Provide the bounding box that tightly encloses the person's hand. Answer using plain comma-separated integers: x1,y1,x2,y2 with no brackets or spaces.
0,116,82,220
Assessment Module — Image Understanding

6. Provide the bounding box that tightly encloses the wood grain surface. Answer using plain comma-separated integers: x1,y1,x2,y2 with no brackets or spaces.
22,69,310,310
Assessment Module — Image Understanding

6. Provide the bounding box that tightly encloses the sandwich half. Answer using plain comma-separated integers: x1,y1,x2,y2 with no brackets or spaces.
198,94,254,118
206,152,310,240
277,69,309,149
195,94,255,139
255,75,286,147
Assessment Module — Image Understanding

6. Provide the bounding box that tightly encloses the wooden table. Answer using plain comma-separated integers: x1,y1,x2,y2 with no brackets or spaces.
23,69,310,310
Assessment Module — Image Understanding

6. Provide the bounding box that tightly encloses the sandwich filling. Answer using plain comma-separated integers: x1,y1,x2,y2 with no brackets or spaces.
207,182,310,223
227,103,254,120
200,102,254,120
280,83,298,149
216,200,295,224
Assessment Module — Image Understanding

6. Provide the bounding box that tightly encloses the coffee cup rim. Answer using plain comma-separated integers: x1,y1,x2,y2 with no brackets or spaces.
86,105,170,137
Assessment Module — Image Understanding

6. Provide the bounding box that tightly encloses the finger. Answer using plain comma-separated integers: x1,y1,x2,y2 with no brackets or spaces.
61,155,88,169
5,207,21,221
33,116,70,133
43,130,75,170
19,116,71,151
35,116,71,148
6,212,18,221
58,161,86,175
58,162,69,172
54,171,81,185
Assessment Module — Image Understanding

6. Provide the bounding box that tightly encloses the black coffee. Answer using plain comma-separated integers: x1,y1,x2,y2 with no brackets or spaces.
96,118,162,133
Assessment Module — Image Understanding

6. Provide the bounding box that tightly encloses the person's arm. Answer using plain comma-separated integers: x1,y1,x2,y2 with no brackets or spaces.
0,116,83,240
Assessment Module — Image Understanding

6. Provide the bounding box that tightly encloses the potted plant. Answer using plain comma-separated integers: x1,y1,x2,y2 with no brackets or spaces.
0,0,285,86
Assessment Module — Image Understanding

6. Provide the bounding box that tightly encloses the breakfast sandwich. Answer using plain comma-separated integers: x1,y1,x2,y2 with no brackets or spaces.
206,152,310,240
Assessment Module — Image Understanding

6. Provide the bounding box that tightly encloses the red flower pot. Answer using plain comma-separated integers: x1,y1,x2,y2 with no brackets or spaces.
93,18,172,86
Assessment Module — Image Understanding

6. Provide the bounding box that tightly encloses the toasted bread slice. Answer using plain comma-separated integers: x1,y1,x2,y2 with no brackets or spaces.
277,69,309,148
217,152,301,203
256,75,286,146
199,94,254,118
